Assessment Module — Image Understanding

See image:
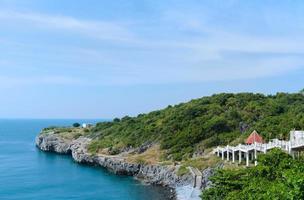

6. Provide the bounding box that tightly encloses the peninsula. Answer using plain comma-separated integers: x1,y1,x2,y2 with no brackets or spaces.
36,91,304,199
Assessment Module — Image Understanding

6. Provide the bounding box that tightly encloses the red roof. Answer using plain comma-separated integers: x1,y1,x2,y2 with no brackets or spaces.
246,130,263,144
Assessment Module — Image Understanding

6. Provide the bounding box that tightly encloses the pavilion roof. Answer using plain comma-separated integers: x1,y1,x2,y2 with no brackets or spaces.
246,130,263,144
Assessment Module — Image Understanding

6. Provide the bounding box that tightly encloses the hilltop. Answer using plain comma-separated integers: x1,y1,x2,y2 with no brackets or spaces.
87,92,304,161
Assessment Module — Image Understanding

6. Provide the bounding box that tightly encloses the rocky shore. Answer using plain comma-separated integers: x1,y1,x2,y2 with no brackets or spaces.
35,133,191,198
35,132,216,200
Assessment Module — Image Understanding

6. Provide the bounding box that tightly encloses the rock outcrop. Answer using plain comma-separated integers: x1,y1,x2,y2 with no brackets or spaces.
201,163,224,190
35,133,192,188
35,132,71,154
201,167,215,190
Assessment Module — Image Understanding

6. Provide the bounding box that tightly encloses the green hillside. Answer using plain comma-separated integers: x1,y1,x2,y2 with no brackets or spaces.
88,92,304,161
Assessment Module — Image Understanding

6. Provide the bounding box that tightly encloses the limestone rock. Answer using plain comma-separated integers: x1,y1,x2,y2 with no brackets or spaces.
35,132,193,188
35,133,71,154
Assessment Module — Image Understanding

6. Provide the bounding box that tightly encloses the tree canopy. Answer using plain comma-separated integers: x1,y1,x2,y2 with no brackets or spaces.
202,149,304,200
88,92,304,160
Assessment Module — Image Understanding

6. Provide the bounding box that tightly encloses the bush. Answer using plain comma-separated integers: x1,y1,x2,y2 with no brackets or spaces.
113,118,120,122
73,123,80,128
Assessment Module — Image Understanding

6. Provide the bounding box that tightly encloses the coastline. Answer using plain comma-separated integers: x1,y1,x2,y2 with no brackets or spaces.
35,132,198,200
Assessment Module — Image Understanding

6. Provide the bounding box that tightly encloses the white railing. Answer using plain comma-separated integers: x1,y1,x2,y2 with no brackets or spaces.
214,138,304,156
213,131,304,166
291,138,304,146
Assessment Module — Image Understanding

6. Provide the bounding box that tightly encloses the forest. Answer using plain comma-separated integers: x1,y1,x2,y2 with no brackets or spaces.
88,91,304,161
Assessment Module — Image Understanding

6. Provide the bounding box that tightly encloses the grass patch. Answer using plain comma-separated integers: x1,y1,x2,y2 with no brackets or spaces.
42,127,90,140
177,165,189,176
126,145,164,165
159,160,174,166
181,156,221,170
88,138,116,154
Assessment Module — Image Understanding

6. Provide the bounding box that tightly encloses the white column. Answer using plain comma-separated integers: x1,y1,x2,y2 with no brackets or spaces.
288,141,292,154
291,150,295,159
239,151,242,163
226,146,229,161
246,151,249,167
263,143,267,154
254,142,257,166
232,151,235,163
285,143,288,151
222,150,224,160
217,148,220,156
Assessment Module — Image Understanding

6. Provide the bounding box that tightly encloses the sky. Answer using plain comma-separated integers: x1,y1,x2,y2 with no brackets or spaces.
0,0,304,119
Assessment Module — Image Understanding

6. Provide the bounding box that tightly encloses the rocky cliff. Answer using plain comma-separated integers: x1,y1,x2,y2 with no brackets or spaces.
35,132,193,188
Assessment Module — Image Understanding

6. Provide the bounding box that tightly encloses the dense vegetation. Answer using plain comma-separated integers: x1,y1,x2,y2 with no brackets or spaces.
88,91,304,160
202,149,304,199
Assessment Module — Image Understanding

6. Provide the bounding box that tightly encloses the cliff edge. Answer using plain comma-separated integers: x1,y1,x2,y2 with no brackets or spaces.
35,132,193,187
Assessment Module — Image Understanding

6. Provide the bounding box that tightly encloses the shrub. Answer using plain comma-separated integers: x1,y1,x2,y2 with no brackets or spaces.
113,118,120,123
73,123,80,128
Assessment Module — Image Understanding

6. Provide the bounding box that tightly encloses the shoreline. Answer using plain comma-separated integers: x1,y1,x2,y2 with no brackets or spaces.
35,133,197,200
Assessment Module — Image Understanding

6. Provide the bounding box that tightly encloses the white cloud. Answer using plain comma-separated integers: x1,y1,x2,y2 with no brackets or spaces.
100,57,303,85
0,75,86,89
0,8,303,87
0,10,135,42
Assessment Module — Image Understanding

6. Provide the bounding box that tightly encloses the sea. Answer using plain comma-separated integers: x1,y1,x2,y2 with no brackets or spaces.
0,119,171,200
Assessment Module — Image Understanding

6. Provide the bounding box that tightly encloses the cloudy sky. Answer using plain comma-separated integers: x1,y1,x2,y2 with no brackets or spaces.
0,0,303,119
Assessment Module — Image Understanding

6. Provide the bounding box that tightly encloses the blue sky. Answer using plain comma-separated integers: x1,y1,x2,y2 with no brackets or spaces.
0,0,303,119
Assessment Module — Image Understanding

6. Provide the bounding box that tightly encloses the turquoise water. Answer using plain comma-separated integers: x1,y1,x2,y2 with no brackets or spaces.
0,119,170,200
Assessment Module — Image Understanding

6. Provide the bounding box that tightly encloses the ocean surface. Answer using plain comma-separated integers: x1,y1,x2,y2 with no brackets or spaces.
0,119,171,200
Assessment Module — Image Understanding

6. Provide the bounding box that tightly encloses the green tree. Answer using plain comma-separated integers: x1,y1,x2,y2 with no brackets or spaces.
113,118,120,123
73,123,80,128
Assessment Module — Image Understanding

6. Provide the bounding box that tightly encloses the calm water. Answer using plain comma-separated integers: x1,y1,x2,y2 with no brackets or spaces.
0,119,170,200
